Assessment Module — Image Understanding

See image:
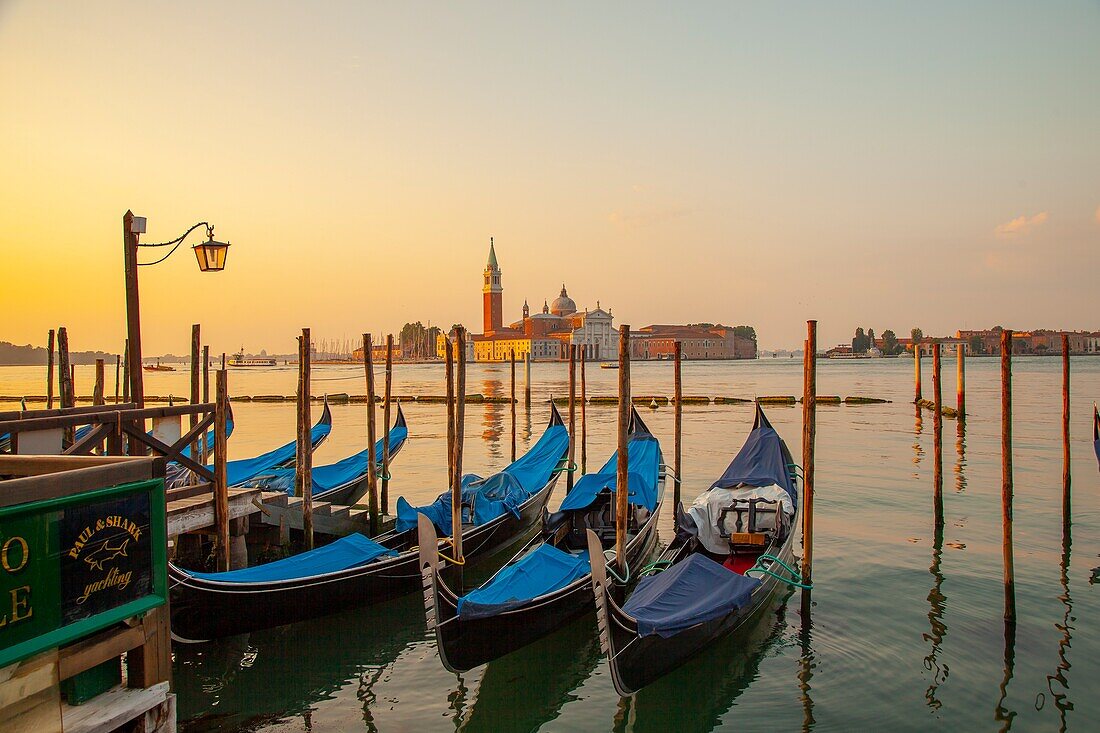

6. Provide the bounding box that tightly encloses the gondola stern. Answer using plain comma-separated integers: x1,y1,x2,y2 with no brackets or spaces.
418,513,443,633
585,529,614,661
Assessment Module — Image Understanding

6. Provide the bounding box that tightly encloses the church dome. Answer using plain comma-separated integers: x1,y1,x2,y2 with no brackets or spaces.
550,284,577,316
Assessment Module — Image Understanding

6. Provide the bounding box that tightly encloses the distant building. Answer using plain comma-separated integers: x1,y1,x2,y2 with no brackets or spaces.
438,241,616,361
630,325,757,360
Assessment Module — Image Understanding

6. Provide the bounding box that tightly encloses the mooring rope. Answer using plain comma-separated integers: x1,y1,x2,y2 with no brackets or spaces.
745,553,812,589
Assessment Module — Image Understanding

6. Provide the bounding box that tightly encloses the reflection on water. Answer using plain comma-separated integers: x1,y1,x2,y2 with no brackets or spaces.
922,523,948,711
995,620,1017,731
954,420,968,493
1037,524,1074,732
913,404,924,470
798,606,816,732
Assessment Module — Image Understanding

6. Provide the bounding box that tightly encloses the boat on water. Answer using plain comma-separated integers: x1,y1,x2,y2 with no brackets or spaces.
420,407,664,672
586,404,801,696
143,360,175,371
164,399,330,490
240,404,409,504
228,348,277,367
168,405,570,641
600,363,619,369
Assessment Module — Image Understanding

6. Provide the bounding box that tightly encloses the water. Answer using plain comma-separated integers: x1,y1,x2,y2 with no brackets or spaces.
3,357,1098,731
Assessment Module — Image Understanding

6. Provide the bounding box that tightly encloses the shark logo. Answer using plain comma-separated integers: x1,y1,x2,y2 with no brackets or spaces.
83,537,129,571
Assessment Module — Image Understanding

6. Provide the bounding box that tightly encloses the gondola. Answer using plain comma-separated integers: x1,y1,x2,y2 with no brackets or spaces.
420,407,664,672
587,404,801,696
168,405,569,641
239,404,409,504
165,398,330,490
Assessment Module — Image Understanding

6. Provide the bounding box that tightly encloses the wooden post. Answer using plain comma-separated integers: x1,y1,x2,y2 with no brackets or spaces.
510,349,517,462
93,359,105,406
452,328,466,563
190,324,200,458
58,327,72,446
956,343,966,420
382,334,393,516
524,351,531,408
674,340,682,509
1001,329,1015,622
615,326,631,576
568,344,576,491
201,345,210,463
297,329,314,550
445,337,455,489
802,320,817,592
363,334,379,536
215,369,230,572
114,354,121,403
580,347,587,475
46,329,55,409
123,210,145,407
122,339,130,403
932,343,943,526
914,340,922,403
1061,333,1070,531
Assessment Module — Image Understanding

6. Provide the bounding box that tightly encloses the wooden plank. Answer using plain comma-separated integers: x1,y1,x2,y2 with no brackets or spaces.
0,402,137,422
261,503,391,537
62,681,169,733
126,605,171,690
58,624,145,680
167,488,261,537
0,459,160,507
165,482,213,502
0,651,62,733
62,422,113,456
0,454,144,476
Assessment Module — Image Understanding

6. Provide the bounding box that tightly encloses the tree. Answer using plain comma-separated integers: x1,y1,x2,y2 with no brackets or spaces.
911,327,923,344
852,327,868,353
969,335,983,355
867,328,876,350
732,325,757,342
882,329,899,355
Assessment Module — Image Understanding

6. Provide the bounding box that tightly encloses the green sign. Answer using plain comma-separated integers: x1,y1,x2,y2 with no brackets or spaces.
0,479,167,667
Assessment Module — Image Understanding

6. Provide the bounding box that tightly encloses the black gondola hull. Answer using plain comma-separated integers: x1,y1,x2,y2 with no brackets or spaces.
431,504,662,672
597,528,797,696
170,475,559,641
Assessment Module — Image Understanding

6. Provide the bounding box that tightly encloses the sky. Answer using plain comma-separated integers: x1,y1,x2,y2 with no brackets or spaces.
1,1,1098,355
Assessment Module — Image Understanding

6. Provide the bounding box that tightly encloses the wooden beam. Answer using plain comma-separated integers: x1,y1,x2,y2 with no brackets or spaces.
215,369,230,572
58,623,145,681
0,459,159,507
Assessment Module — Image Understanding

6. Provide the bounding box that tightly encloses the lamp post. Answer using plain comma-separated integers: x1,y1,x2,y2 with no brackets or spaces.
123,210,230,407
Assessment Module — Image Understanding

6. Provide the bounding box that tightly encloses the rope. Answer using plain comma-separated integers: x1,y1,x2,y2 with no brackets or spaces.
438,537,466,566
745,553,812,589
554,461,579,474
639,560,671,577
603,549,630,584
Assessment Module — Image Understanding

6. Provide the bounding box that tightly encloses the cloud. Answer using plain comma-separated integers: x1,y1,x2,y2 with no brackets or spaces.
994,211,1048,238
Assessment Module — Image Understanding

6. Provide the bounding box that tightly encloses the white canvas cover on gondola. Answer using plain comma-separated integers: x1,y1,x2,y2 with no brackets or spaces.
687,483,793,554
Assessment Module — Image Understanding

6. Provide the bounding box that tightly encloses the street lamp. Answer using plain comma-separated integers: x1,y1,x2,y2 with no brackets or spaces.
124,210,231,407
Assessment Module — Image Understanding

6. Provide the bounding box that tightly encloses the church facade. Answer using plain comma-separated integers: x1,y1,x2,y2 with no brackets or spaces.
439,240,616,362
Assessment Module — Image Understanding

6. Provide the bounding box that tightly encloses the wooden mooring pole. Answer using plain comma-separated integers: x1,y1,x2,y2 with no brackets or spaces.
93,359,105,406
510,349,517,462
114,354,121,404
382,334,393,516
1001,329,1015,623
615,325,631,576
932,343,943,526
568,344,576,491
802,320,817,595
914,340,922,403
363,333,380,536
297,329,314,550
452,328,467,568
445,337,455,489
190,324,201,458
1061,333,1070,532
201,345,210,463
524,351,531,408
58,327,72,445
674,340,683,510
956,344,966,420
215,368,230,572
122,339,130,404
46,329,55,409
580,347,587,475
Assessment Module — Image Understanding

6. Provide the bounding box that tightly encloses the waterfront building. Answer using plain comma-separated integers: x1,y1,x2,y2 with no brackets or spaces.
437,241,616,361
629,325,757,360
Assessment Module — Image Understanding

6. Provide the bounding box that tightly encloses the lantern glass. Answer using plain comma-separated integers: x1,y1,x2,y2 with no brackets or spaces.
193,239,229,272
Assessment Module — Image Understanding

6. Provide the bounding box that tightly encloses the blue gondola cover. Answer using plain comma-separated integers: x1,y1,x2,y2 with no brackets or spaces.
623,553,761,638
221,415,331,486
710,407,796,507
394,421,568,535
558,433,660,512
186,533,396,583
457,545,591,619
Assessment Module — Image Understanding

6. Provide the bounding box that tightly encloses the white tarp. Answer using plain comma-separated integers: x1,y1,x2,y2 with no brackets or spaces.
688,484,794,554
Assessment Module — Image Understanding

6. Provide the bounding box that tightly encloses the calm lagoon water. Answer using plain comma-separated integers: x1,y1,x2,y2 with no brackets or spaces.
3,356,1098,731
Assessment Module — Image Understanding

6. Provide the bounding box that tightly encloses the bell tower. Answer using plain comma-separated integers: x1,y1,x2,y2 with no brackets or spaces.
483,237,503,334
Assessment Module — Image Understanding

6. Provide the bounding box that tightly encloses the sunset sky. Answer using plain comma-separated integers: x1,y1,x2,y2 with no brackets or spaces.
1,1,1097,355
